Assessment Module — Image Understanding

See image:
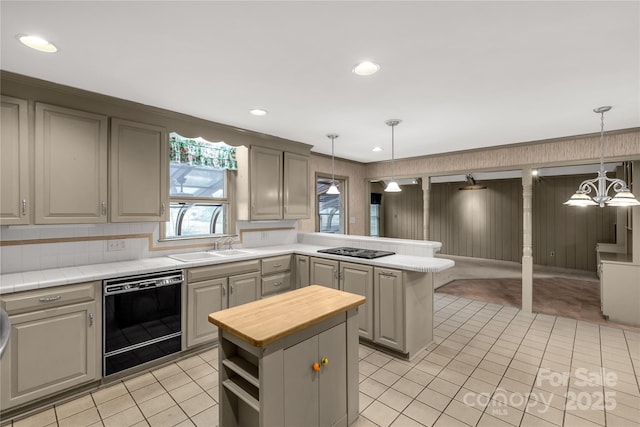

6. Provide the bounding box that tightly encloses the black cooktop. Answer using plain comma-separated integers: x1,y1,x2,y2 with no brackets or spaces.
317,247,396,259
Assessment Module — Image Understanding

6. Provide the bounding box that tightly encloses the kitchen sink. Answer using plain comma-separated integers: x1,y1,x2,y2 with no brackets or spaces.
168,252,222,262
168,249,256,262
210,249,255,256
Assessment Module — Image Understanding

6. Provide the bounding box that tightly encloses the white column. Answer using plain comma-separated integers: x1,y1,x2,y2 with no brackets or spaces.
522,169,533,313
633,161,640,264
422,176,430,240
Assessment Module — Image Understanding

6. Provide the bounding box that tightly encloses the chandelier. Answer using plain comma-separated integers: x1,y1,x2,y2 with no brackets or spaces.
564,106,639,207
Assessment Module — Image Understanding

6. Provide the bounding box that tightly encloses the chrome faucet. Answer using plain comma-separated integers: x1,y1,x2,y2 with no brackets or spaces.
223,236,234,250
213,237,224,251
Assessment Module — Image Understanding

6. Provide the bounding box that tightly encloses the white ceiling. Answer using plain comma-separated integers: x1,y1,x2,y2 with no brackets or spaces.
1,1,638,163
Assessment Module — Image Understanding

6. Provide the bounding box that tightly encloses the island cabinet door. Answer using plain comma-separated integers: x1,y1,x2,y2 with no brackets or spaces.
283,323,347,427
228,272,260,308
309,257,339,289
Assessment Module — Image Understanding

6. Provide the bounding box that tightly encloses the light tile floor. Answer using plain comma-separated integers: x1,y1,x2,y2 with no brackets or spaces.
4,293,640,427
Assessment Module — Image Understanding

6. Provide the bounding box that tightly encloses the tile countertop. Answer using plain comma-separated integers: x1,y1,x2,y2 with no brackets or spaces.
0,244,455,295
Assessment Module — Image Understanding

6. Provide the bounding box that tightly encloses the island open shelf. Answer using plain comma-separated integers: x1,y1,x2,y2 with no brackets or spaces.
209,285,365,427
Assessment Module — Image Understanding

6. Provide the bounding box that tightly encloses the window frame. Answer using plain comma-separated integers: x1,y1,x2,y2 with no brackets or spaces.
315,172,348,234
160,150,236,241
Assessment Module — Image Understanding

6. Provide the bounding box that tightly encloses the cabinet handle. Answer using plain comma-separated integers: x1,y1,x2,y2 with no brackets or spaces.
39,295,61,303
274,282,282,287
321,357,329,366
273,264,282,268
380,271,396,277
312,362,321,372
299,258,307,263
161,202,165,215
101,202,107,215
21,199,27,216
230,285,234,294
222,286,226,296
89,313,94,327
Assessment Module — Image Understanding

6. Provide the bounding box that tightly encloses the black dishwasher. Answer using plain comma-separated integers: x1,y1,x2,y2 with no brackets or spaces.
103,270,183,376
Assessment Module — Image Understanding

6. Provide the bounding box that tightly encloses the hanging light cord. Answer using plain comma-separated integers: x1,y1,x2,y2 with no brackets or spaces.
331,135,336,185
391,124,396,180
598,109,605,174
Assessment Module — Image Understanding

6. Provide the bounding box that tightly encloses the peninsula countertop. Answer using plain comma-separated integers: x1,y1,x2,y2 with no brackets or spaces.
0,244,455,295
208,285,365,347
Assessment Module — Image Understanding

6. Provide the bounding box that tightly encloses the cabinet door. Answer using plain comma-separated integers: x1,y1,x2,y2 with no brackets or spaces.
35,103,108,224
310,257,339,289
1,96,30,225
187,278,227,348
1,301,98,409
250,146,282,220
283,323,347,427
295,255,310,288
229,272,260,307
374,268,404,351
283,152,310,219
341,262,373,340
110,118,168,222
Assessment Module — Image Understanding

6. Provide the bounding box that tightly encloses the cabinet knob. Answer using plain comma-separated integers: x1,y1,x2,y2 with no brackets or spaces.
321,357,329,366
312,362,320,372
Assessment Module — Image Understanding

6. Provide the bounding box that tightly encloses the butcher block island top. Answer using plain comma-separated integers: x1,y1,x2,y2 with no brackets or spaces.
208,285,365,347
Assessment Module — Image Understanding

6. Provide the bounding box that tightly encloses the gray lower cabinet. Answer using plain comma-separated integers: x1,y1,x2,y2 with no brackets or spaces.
261,255,292,297
310,258,373,340
373,267,404,351
341,263,374,340
186,261,260,348
294,255,310,288
229,272,261,307
186,278,227,348
309,257,339,289
283,323,347,427
0,282,100,410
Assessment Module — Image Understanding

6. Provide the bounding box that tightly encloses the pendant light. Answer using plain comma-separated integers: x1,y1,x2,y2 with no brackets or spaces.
326,134,340,195
564,106,640,207
385,119,402,192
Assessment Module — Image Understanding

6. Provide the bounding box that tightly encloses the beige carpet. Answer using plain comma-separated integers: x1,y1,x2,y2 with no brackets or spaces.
436,276,640,331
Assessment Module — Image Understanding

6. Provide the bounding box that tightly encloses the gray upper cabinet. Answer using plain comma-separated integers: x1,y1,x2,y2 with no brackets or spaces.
236,145,310,221
283,152,310,219
0,96,29,225
109,118,168,222
35,103,108,224
250,146,283,220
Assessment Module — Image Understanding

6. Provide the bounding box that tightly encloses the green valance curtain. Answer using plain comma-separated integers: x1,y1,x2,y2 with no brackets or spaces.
169,132,238,170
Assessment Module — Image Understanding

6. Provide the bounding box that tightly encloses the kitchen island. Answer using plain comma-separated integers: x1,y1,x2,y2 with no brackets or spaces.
209,285,365,427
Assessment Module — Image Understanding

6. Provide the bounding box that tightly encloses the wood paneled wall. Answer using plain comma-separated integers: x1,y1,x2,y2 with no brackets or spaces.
428,175,617,270
380,183,424,240
533,174,616,271
429,179,523,262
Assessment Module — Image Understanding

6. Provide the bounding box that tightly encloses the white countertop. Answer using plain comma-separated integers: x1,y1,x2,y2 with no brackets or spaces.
0,244,454,295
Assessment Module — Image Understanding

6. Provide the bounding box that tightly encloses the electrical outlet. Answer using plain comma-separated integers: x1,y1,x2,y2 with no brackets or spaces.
550,250,555,257
108,240,126,252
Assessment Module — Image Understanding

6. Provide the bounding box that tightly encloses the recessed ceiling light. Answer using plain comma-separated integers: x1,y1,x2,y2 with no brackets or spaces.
249,109,268,116
532,169,539,176
17,34,58,53
372,146,383,152
352,61,380,76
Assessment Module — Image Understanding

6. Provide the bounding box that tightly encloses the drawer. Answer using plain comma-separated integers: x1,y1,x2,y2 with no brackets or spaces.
261,272,291,296
1,281,97,315
261,255,292,275
188,260,260,283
